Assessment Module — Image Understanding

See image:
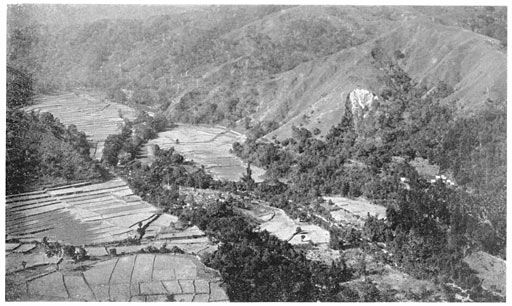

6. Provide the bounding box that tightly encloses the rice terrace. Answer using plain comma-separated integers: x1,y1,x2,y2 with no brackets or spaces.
6,4,507,303
25,92,138,160
139,124,266,182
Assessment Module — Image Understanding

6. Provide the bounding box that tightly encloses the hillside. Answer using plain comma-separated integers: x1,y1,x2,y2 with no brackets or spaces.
256,17,506,139
6,109,105,194
7,5,506,138
8,4,203,29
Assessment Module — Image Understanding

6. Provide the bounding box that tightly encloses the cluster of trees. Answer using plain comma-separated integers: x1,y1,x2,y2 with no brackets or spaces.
6,110,104,194
235,48,505,224
113,147,376,301
181,199,357,302
121,146,217,212
435,100,506,193
122,146,280,214
102,111,169,166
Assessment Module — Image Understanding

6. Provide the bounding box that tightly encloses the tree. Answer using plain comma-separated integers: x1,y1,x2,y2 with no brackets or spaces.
241,162,255,191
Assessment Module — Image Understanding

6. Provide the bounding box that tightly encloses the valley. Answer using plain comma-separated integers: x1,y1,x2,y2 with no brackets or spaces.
6,4,506,303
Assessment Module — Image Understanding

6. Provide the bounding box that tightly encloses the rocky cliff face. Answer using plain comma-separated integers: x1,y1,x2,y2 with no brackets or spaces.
346,88,382,141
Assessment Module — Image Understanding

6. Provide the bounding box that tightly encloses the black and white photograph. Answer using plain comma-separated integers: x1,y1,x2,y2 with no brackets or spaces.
3,1,507,302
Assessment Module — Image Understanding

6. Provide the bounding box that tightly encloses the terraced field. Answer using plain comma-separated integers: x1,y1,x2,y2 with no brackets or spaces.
5,179,228,302
26,93,264,182
139,124,266,182
10,93,259,302
24,92,137,160
6,252,228,302
6,178,178,245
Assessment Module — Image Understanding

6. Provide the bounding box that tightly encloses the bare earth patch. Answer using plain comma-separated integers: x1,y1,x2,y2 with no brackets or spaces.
324,196,387,221
258,207,330,245
6,178,166,245
463,251,506,296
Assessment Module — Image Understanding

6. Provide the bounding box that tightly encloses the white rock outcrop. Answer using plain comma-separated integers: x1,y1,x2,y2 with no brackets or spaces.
349,88,379,118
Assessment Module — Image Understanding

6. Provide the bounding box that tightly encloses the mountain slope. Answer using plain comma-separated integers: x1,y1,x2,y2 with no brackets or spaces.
247,17,506,139
163,6,411,125
8,5,506,138
375,18,506,114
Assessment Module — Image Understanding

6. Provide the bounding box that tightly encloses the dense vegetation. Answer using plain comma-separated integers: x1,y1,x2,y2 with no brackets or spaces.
122,146,215,209
364,181,504,302
183,200,353,302
7,66,33,109
101,111,169,166
6,110,104,194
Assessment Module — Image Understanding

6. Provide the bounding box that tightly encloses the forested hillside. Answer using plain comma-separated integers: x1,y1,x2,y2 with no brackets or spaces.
6,109,105,194
229,51,505,301
7,5,506,135
6,62,105,194
233,52,506,259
